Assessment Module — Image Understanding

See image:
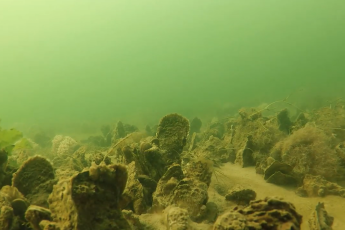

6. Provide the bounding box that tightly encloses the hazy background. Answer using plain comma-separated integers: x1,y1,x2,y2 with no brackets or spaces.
1,1,345,133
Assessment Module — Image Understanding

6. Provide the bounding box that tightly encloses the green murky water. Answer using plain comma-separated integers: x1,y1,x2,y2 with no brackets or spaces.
1,1,345,133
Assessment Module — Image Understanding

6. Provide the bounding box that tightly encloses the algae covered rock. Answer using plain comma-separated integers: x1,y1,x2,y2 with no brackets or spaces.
0,205,14,230
264,160,297,186
213,197,302,230
152,163,209,222
165,206,191,230
156,113,190,165
120,162,149,214
25,205,52,230
213,211,247,230
308,202,333,230
190,117,202,134
191,136,233,165
12,156,56,207
114,121,126,140
225,185,256,205
48,163,130,230
52,135,79,156
184,157,213,187
170,178,208,222
152,164,184,211
296,174,345,198
0,149,8,186
270,124,342,181
122,210,144,230
39,220,61,230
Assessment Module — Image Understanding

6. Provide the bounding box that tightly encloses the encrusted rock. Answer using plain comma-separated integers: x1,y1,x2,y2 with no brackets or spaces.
39,220,61,230
25,205,52,230
12,156,56,207
141,144,166,181
264,160,293,180
122,210,143,230
277,109,292,134
0,149,8,187
48,163,130,230
213,211,247,230
0,205,14,230
165,206,191,230
296,174,345,198
170,178,208,222
205,202,218,223
184,158,213,186
120,162,149,214
192,136,233,165
213,197,302,230
52,155,85,179
0,186,25,202
235,135,255,167
52,135,78,156
264,160,297,186
270,124,342,181
113,121,126,140
190,117,202,134
203,119,225,140
11,198,29,218
308,202,333,230
266,171,297,187
156,113,190,165
152,164,184,211
225,185,256,205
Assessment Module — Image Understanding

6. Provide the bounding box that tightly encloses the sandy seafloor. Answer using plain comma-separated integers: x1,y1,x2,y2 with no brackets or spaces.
207,163,345,230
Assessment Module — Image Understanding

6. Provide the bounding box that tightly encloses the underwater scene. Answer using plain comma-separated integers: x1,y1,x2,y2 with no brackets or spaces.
1,1,345,229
